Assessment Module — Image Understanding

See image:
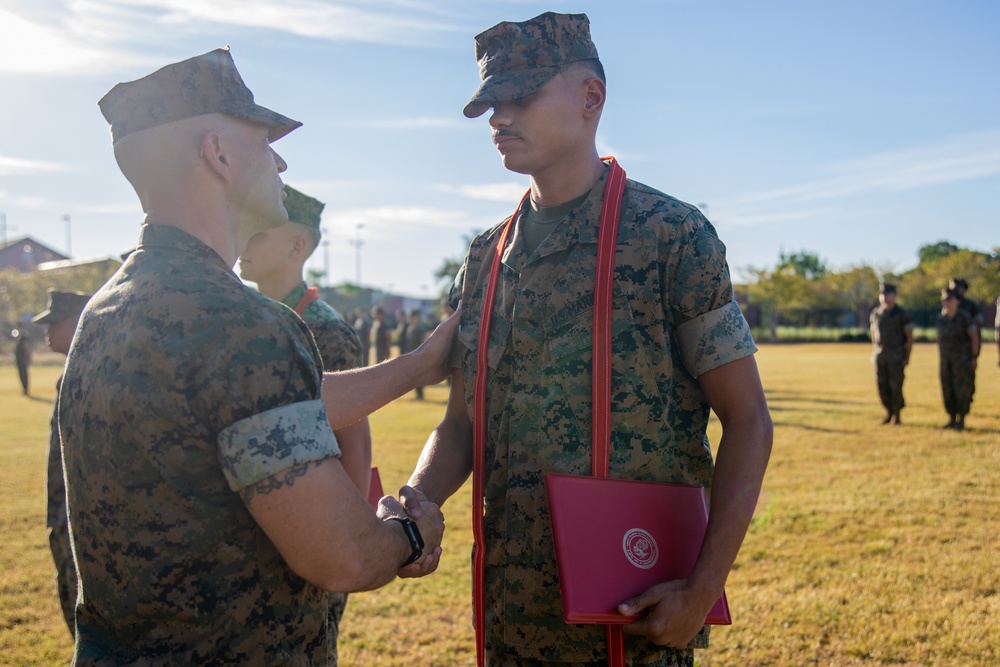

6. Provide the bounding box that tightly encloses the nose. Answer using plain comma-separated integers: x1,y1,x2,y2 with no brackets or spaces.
488,102,511,130
272,148,287,173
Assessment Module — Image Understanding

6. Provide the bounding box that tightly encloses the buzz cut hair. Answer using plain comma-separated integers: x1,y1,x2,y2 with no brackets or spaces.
291,222,322,256
560,58,606,84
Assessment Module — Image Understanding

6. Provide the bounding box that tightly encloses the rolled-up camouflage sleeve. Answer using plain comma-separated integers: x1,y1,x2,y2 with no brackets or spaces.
218,399,340,490
668,211,756,378
676,300,756,378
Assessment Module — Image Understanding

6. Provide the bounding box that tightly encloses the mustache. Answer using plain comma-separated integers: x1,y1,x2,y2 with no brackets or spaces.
493,130,520,140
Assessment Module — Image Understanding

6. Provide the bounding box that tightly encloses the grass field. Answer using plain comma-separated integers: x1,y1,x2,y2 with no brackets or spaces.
2,343,997,666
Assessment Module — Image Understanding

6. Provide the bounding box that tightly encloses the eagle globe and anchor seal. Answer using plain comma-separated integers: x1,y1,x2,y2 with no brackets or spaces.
622,528,659,569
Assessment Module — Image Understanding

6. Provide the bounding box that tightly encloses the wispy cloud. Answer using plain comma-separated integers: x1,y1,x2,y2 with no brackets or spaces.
323,205,475,239
718,130,1000,227
0,1,466,76
0,155,72,176
435,182,528,202
352,117,468,130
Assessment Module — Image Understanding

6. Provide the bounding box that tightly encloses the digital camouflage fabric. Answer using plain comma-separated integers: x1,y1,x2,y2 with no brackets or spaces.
59,224,341,664
282,282,363,374
463,11,599,118
32,289,90,325
283,186,326,230
98,47,301,143
449,162,756,665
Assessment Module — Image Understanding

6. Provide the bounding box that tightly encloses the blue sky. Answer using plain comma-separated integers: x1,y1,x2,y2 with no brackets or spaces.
1,0,998,298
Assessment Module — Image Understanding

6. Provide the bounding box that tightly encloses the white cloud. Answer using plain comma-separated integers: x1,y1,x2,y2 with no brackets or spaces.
0,8,118,74
435,182,528,202
353,117,467,130
716,130,1000,226
323,205,474,238
0,155,71,175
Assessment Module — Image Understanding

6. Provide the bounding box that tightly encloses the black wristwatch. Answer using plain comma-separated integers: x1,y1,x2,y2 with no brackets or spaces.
389,517,424,566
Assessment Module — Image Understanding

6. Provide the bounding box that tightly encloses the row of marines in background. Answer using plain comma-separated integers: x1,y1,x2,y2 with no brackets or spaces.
869,277,997,431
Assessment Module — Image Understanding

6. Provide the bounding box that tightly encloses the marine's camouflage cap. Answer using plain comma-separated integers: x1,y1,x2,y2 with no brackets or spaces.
283,185,325,229
98,47,302,144
880,283,896,294
463,11,599,118
32,289,91,325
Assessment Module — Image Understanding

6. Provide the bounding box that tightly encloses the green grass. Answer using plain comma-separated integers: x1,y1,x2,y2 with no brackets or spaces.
2,344,998,666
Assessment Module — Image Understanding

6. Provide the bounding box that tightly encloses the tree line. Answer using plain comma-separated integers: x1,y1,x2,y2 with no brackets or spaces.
743,241,1000,340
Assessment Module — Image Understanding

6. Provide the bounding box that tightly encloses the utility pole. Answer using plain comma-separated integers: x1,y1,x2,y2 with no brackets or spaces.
350,224,364,287
62,214,72,258
322,227,330,287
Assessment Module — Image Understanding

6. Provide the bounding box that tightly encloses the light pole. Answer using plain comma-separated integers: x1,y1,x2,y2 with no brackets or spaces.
322,227,330,287
62,214,72,258
350,224,364,287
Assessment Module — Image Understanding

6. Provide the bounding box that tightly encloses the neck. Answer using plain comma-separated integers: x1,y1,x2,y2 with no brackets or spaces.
529,147,605,207
255,270,304,302
142,179,239,267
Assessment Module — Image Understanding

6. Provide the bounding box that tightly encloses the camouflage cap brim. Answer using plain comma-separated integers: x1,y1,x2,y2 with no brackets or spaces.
32,290,91,325
99,47,302,144
463,66,559,118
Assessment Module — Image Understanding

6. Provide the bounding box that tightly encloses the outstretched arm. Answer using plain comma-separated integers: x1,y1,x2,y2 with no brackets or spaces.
321,308,459,429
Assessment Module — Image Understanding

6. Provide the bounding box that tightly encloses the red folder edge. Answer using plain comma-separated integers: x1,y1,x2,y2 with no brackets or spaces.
544,472,731,626
367,466,384,509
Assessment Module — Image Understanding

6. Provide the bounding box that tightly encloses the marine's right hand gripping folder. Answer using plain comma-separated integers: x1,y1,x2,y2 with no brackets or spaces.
544,472,731,626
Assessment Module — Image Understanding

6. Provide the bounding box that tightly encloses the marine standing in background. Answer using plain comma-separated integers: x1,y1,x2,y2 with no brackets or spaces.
13,328,32,395
937,289,980,430
995,295,999,366
402,12,772,666
238,185,372,663
398,310,428,400
32,289,91,636
868,283,913,425
371,306,392,363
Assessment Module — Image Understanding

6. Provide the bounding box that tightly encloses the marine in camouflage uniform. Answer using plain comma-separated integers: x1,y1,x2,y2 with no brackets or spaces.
868,283,913,425
60,48,445,665
937,289,980,430
33,289,91,637
405,12,772,667
240,185,370,662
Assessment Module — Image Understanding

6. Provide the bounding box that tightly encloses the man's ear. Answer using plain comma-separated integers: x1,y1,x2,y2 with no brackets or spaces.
290,234,308,258
582,78,606,117
200,132,230,180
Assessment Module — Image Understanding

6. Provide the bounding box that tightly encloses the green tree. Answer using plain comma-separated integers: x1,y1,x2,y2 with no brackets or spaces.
917,241,960,265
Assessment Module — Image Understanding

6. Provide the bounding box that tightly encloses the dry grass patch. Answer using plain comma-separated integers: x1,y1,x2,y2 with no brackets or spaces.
1,343,997,666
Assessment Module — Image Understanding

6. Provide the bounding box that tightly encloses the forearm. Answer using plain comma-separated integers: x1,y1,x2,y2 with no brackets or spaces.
333,419,372,498
689,407,773,600
408,421,473,507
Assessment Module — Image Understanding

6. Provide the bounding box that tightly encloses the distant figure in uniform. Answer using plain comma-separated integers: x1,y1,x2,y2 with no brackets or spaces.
13,328,32,395
401,12,772,667
59,47,452,664
398,310,427,400
869,283,913,425
353,309,372,366
949,277,983,325
995,295,999,366
937,289,980,430
239,184,372,661
371,306,392,363
32,289,91,636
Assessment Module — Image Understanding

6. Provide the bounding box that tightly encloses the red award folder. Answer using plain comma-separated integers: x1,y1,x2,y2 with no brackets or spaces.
367,466,384,509
544,472,731,626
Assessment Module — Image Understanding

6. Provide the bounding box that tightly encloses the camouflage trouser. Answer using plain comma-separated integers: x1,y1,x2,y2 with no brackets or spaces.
485,645,694,667
326,592,348,664
48,524,77,637
940,357,975,416
874,357,906,413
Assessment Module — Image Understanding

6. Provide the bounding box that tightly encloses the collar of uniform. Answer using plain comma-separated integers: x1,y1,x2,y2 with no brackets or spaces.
281,281,309,310
134,223,231,271
502,161,612,271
